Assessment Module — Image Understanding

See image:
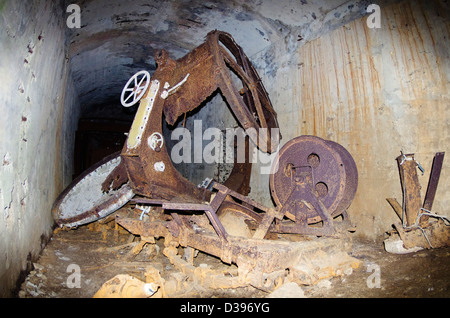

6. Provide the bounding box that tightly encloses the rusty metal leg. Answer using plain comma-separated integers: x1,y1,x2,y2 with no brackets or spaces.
386,152,450,252
162,201,229,242
253,208,277,239
423,152,445,211
270,187,336,236
396,153,422,227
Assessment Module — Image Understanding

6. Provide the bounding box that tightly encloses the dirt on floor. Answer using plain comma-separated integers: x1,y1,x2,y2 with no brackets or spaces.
17,212,450,299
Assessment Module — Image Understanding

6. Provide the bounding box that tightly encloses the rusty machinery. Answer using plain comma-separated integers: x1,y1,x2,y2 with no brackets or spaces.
385,152,449,253
52,31,359,294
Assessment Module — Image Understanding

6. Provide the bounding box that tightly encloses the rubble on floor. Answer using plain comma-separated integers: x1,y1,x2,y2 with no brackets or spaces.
17,215,450,298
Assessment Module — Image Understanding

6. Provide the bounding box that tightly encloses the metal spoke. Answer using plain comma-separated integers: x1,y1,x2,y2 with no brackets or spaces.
124,91,135,103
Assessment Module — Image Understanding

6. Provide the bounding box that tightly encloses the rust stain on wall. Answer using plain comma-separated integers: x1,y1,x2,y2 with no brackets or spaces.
290,0,449,239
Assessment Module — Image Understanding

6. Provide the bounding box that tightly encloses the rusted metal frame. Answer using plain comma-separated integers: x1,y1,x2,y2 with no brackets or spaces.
131,197,168,205
212,182,289,239
131,195,229,242
202,188,229,241
386,152,449,250
270,221,334,236
238,44,280,146
119,63,212,203
211,33,257,132
269,136,356,225
162,43,218,125
169,212,192,232
116,215,361,290
215,60,258,131
215,170,338,237
137,188,236,242
233,55,256,125
252,208,279,239
116,216,169,238
423,152,445,211
393,219,449,249
219,46,253,86
235,46,268,130
211,183,284,239
218,45,267,130
54,31,280,229
208,31,278,153
215,32,255,116
222,134,252,195
162,201,229,242
101,157,129,192
116,215,318,277
269,209,336,236
274,186,336,236
396,153,422,227
220,51,259,126
52,152,133,227
214,183,280,239
121,30,277,202
215,31,268,108
213,182,269,213
217,199,263,224
388,152,445,227
160,181,279,242
116,216,250,266
162,245,249,290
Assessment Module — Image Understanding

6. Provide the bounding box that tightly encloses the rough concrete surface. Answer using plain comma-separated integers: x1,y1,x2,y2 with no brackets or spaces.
18,213,450,299
2,0,449,299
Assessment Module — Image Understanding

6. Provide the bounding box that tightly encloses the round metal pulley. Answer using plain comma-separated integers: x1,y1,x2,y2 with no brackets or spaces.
269,135,357,224
324,139,358,217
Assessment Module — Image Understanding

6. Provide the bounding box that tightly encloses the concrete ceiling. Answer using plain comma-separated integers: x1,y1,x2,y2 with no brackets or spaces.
65,0,373,115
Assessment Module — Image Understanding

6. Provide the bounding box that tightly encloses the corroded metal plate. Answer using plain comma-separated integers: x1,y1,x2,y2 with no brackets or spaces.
52,152,134,228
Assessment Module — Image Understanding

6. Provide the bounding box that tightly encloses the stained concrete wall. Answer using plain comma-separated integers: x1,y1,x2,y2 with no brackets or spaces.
250,0,449,240
1,0,447,296
0,0,79,296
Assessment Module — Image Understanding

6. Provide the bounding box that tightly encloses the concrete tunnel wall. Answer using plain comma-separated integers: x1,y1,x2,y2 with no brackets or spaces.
0,0,448,296
0,0,80,296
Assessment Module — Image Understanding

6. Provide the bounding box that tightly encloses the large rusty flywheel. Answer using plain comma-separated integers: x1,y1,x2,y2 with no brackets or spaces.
269,135,358,225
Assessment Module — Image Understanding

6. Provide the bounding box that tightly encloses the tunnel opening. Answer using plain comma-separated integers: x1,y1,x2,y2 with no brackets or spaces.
72,99,135,179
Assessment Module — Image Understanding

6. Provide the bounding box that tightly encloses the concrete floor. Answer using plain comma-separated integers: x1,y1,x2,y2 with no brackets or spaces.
17,212,450,299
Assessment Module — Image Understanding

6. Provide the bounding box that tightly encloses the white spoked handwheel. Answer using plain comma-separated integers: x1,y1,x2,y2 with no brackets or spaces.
120,70,151,107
